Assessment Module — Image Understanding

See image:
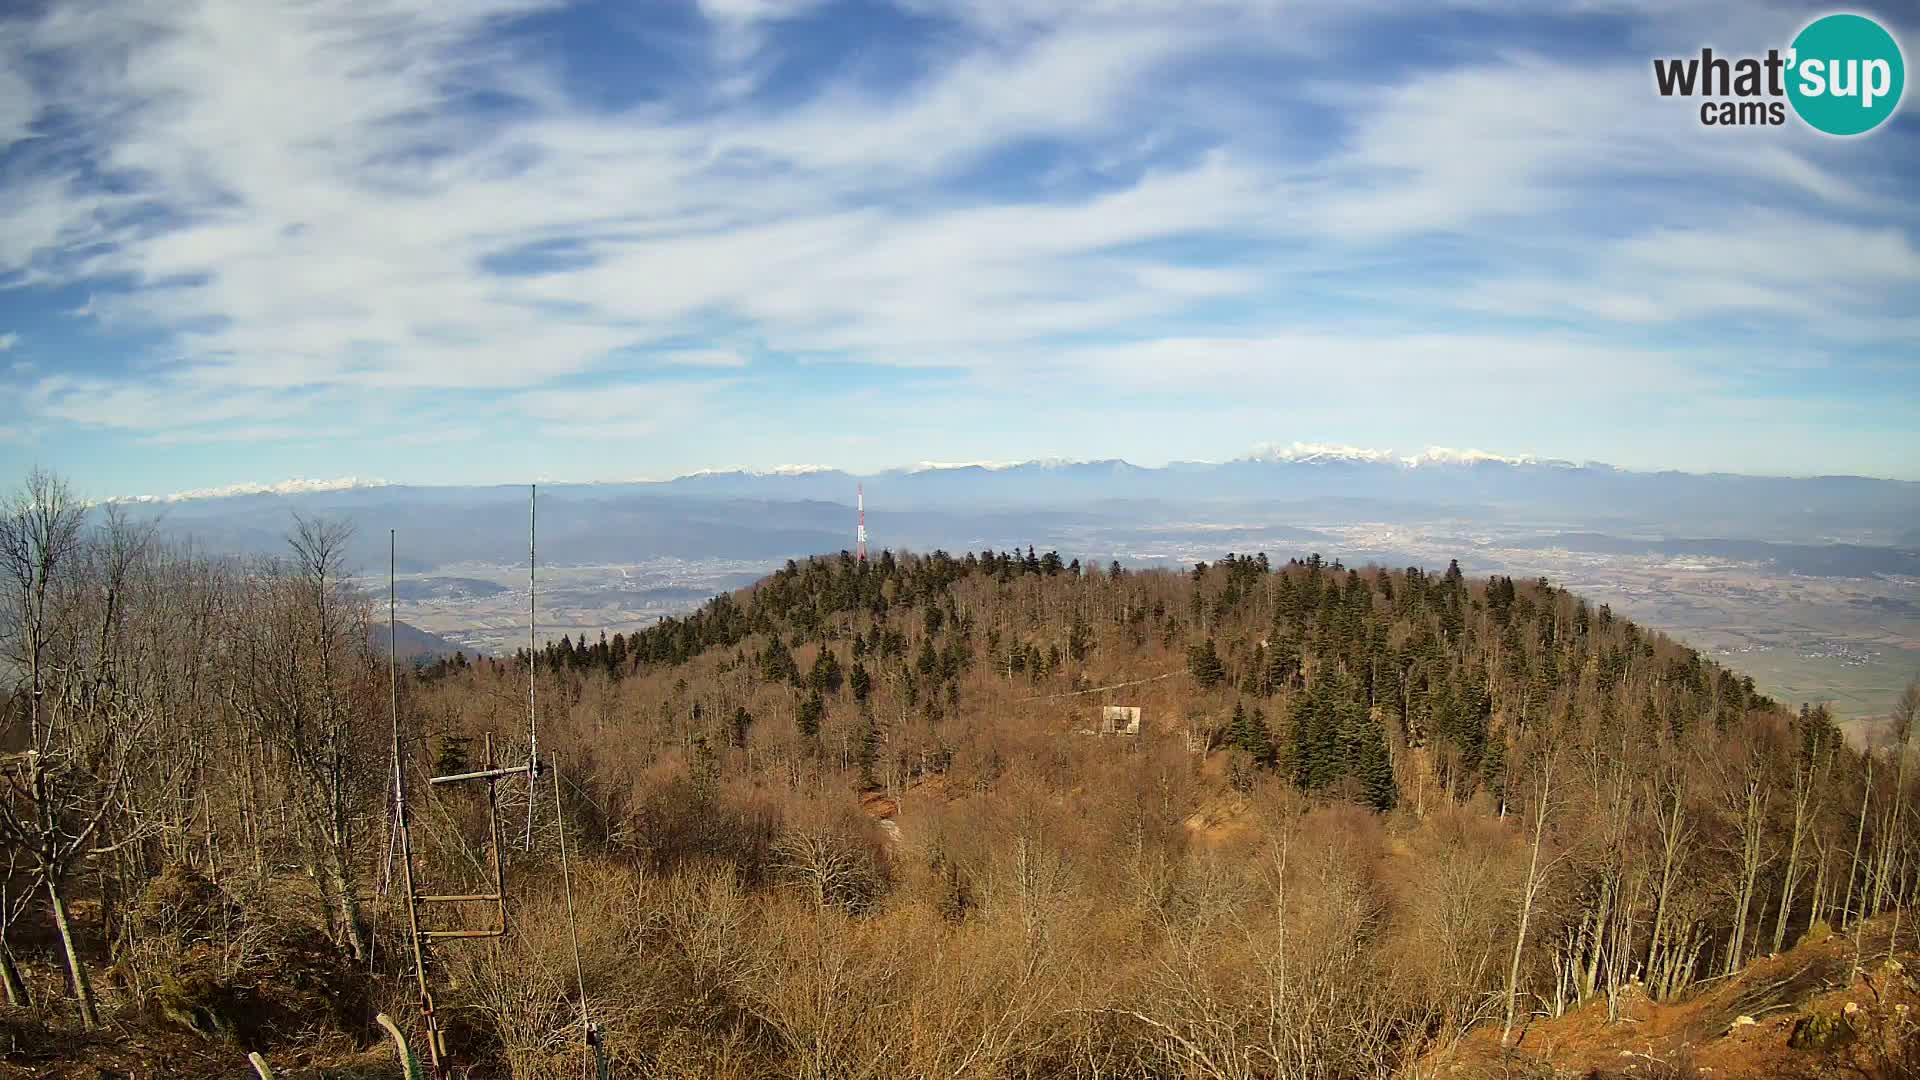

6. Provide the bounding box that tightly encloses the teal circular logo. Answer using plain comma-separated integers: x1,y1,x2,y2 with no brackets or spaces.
1787,13,1905,135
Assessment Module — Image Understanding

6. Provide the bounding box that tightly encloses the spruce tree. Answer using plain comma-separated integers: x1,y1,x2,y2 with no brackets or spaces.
1227,701,1251,752
1288,681,1339,792
690,734,720,797
1354,711,1398,812
1067,615,1094,662
797,688,825,739
1187,637,1226,689
1241,705,1277,768
1481,729,1508,814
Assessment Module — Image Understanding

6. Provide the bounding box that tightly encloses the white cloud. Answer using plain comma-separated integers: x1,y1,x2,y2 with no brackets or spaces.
1461,213,1920,340
0,0,1910,474
0,333,18,352
714,23,1199,177
1301,55,1873,242
660,350,750,368
24,373,321,433
1045,330,1727,405
0,61,31,151
520,380,734,441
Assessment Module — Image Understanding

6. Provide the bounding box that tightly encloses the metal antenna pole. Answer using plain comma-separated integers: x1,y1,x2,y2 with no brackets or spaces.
553,754,603,1077
390,531,447,1078
526,483,540,849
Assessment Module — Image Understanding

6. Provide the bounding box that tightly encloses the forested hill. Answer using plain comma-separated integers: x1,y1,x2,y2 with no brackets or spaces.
491,547,1790,819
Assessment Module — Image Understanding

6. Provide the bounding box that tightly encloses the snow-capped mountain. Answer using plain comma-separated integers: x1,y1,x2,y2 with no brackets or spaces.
98,443,1917,577
1237,442,1584,469
1239,442,1402,466
115,476,391,504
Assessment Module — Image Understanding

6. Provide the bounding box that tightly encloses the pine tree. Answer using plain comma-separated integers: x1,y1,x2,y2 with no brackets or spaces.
761,634,801,686
1288,681,1339,792
1227,702,1277,769
1227,701,1251,752
1068,615,1094,662
797,688,825,739
434,734,472,777
850,660,872,703
810,648,844,694
1354,711,1398,812
1187,638,1226,689
1481,729,1508,814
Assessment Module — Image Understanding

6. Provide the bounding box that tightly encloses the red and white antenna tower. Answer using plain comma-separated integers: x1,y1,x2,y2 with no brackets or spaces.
856,483,868,562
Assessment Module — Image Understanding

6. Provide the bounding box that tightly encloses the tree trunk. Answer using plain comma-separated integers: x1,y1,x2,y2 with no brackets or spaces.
1725,779,1764,976
1503,758,1555,1046
1808,850,1829,933
47,876,99,1028
0,939,29,1007
1773,788,1811,954
1844,756,1873,929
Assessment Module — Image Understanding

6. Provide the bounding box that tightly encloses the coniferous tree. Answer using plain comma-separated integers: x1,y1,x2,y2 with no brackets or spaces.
797,688,825,739
1068,615,1094,663
809,648,844,694
762,634,801,686
1227,701,1251,753
1288,680,1339,791
690,734,721,796
1227,701,1278,769
1188,637,1226,689
1354,710,1398,812
1482,728,1509,814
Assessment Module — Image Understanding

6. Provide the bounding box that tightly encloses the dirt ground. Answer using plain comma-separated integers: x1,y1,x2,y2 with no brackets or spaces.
1425,920,1920,1079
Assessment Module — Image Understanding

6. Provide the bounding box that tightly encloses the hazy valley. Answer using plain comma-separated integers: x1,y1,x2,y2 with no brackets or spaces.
279,454,1920,728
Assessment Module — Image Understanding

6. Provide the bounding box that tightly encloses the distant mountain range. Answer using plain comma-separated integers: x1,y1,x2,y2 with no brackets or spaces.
107,445,1919,573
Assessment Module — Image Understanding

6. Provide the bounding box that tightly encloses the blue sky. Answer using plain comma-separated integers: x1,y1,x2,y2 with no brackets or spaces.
0,0,1916,498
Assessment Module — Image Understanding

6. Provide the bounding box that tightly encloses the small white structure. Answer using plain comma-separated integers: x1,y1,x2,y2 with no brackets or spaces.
1100,705,1142,737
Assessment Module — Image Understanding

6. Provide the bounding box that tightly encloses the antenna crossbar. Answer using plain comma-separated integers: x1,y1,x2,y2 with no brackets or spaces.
429,762,539,785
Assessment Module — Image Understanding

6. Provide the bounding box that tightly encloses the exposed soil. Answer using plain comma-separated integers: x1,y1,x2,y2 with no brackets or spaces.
1426,920,1920,1079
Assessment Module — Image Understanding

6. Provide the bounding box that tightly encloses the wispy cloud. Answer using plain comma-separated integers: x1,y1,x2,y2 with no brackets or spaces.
0,0,1913,489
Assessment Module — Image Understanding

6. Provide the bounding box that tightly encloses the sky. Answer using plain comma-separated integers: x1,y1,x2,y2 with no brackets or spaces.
0,0,1916,499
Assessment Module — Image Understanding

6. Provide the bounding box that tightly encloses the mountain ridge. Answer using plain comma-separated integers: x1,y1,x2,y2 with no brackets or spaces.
112,445,1919,507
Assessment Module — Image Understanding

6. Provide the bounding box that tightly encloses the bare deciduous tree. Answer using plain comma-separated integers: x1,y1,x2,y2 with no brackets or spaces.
0,483,156,1027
